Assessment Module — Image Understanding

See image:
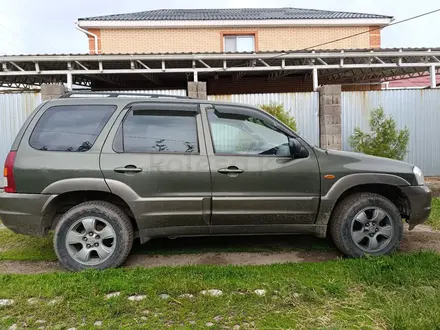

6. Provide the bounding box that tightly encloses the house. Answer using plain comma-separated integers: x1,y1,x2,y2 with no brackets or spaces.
77,8,393,54
74,8,395,93
386,73,440,89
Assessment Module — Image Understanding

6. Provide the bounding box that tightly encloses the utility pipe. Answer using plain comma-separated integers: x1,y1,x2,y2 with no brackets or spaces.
75,22,99,54
430,65,437,89
312,68,319,91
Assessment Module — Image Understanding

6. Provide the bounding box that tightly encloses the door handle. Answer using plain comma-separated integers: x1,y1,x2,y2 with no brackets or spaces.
218,166,244,175
114,165,143,174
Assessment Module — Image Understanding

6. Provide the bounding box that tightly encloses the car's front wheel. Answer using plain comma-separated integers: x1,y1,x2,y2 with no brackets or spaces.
330,193,403,257
54,201,133,271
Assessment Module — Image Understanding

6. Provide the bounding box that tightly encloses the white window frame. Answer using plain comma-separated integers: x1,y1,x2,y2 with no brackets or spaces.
223,35,255,52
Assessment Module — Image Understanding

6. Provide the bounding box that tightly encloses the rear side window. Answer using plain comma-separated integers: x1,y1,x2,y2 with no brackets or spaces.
29,105,116,152
113,109,199,154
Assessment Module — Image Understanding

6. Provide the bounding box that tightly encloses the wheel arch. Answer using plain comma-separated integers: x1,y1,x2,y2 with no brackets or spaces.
42,190,139,234
316,173,411,228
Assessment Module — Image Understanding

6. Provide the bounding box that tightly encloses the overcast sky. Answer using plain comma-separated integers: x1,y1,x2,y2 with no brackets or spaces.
0,0,439,55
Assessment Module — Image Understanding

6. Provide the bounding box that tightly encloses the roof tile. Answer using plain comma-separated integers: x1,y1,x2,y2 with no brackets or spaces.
79,8,393,21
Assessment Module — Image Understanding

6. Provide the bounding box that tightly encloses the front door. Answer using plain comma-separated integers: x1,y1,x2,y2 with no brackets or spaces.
100,102,211,237
201,104,320,234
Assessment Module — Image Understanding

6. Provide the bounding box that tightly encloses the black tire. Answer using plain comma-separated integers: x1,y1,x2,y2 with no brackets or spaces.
54,201,133,271
329,193,403,257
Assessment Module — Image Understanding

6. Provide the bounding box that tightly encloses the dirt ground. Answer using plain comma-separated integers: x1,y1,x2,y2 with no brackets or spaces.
0,225,439,275
426,177,440,197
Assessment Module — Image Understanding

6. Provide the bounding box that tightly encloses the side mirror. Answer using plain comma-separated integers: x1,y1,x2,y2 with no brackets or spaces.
288,138,308,158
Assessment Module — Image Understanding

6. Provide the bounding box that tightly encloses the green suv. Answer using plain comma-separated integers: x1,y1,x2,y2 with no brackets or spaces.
0,92,432,271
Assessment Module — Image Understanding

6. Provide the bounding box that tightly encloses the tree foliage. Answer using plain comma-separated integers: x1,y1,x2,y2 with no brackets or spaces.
349,106,410,160
259,102,297,132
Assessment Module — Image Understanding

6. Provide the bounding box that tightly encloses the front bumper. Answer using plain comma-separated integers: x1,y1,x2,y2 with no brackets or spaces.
0,191,56,236
401,185,432,229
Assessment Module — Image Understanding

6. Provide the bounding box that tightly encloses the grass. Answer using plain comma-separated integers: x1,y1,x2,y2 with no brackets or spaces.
0,230,56,261
427,198,440,230
0,252,440,329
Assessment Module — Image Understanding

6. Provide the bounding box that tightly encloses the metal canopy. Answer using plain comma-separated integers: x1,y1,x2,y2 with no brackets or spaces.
1,48,440,90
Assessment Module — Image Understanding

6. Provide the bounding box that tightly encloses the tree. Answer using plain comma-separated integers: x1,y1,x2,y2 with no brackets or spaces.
259,102,297,132
349,106,410,160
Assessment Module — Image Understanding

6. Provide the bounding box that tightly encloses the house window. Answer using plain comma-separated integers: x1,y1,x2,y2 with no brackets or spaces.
224,35,255,52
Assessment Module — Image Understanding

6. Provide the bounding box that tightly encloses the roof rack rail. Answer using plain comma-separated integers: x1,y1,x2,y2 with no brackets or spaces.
59,91,191,99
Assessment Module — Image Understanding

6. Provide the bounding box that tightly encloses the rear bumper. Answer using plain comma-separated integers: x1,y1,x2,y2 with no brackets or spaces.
0,191,56,236
401,185,432,229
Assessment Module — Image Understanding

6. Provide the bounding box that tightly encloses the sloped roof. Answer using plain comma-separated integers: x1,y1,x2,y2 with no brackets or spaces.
79,8,393,21
388,74,440,88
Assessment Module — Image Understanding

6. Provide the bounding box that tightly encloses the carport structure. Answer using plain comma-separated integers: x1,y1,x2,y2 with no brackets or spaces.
0,47,439,92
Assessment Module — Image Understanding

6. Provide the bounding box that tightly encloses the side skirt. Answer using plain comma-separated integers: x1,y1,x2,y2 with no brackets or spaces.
139,224,327,244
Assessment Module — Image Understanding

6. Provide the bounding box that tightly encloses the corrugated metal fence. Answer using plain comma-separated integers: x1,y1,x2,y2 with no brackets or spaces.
0,92,42,170
208,92,320,146
342,90,440,176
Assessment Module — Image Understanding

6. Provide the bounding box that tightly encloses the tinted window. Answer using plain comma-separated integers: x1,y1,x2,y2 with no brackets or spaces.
117,110,199,153
208,108,290,156
30,105,116,152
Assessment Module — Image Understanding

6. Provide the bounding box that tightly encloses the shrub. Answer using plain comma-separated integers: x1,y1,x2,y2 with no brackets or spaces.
349,106,410,160
259,102,297,132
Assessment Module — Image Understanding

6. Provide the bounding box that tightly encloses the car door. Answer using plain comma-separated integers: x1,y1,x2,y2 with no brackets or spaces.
100,102,211,238
201,103,321,234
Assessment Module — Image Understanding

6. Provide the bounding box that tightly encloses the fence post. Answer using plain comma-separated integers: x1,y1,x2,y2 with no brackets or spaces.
41,84,67,101
319,85,342,150
187,82,207,99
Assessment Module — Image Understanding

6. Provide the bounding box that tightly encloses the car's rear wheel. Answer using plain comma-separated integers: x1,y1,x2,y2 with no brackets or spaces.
330,193,403,257
54,201,133,271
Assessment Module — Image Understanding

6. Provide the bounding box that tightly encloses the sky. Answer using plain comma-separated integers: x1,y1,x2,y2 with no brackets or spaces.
0,0,439,55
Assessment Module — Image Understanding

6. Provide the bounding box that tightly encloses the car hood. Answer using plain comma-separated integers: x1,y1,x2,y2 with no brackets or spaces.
313,147,416,183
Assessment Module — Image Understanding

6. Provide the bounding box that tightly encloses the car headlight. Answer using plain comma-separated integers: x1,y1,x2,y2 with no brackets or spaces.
413,166,424,185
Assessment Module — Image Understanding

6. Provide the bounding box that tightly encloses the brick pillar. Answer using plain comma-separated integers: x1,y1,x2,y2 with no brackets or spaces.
319,85,342,150
187,82,207,99
41,84,67,101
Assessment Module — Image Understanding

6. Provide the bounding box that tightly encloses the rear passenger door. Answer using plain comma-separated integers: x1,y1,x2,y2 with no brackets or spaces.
100,102,212,237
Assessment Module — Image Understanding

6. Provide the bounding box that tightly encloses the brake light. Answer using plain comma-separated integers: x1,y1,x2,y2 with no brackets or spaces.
3,151,16,193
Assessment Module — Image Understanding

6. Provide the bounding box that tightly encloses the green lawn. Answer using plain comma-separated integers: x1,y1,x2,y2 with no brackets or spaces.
1,252,440,329
427,198,440,230
0,230,56,261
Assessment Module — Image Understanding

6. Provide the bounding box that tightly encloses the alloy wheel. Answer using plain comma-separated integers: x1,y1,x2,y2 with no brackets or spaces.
65,217,117,265
350,207,394,253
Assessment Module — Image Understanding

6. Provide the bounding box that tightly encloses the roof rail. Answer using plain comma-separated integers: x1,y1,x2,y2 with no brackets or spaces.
59,91,191,99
